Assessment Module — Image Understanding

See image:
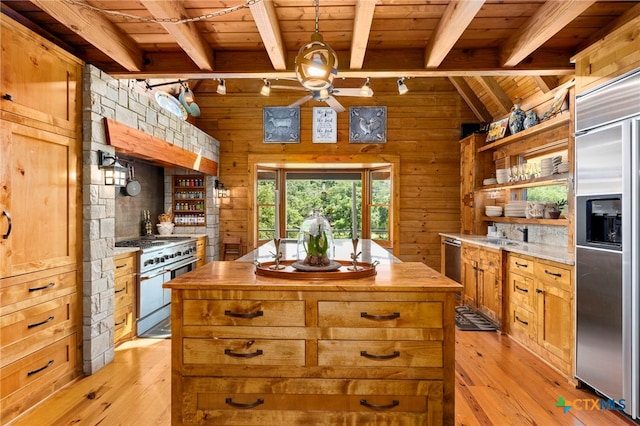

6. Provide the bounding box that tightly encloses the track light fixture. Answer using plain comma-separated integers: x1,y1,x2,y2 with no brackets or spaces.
360,77,373,97
260,79,271,96
397,77,409,95
216,79,226,95
181,82,194,103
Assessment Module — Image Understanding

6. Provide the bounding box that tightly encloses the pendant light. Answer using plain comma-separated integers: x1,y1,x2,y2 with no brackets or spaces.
294,0,338,91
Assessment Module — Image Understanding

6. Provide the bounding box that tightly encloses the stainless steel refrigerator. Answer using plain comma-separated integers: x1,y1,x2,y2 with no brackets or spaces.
575,69,640,419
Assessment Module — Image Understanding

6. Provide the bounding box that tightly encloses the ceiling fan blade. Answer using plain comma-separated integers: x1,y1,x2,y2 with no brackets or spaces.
288,94,314,108
332,88,372,97
325,96,345,113
270,84,308,92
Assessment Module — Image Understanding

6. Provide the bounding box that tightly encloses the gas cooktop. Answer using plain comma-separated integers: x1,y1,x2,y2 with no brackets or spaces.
115,236,194,250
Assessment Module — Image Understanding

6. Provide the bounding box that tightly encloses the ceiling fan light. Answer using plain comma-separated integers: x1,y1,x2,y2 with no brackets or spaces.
260,80,271,96
318,88,329,99
216,79,226,95
397,78,409,95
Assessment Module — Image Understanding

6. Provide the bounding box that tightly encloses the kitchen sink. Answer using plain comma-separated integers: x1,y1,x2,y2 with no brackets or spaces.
479,238,519,246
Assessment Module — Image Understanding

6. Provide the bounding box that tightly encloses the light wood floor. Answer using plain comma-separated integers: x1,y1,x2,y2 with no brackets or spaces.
11,331,637,425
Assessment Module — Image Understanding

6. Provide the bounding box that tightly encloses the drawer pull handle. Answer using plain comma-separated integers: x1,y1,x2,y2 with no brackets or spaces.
545,269,562,278
360,350,400,360
115,287,126,294
225,398,264,409
515,285,528,293
360,399,400,410
515,316,529,326
536,288,544,294
224,349,263,358
515,262,528,268
116,264,127,269
115,318,126,326
360,312,400,321
224,310,264,319
27,315,54,329
27,360,54,376
28,282,55,292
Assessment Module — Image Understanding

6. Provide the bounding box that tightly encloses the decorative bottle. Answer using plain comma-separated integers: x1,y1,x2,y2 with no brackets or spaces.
508,103,525,135
523,110,539,129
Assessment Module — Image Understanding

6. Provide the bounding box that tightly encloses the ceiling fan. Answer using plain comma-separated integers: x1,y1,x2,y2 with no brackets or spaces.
275,0,372,113
270,83,373,113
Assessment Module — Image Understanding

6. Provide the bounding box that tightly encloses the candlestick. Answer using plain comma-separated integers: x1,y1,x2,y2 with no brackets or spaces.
352,182,357,238
274,189,280,239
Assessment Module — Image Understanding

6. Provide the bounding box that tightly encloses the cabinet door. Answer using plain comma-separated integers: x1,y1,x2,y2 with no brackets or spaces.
0,121,79,278
460,245,477,307
477,249,502,325
1,16,82,133
536,283,572,361
460,138,475,234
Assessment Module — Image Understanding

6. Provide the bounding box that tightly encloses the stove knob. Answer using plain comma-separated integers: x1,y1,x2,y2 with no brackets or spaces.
154,257,160,264
177,251,182,256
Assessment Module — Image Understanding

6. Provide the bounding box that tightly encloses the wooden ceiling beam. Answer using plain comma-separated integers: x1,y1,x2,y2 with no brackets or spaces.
532,76,559,94
249,0,287,71
350,0,377,69
424,0,485,68
140,0,214,71
448,77,493,123
475,76,511,115
500,0,597,67
30,0,144,72
573,2,640,54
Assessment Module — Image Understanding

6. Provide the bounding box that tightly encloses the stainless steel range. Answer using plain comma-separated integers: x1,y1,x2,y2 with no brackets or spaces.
115,236,198,337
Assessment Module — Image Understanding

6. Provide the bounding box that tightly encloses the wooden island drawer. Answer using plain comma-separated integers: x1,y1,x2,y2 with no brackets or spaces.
180,377,442,425
183,300,305,326
318,341,443,368
183,338,306,366
318,301,443,328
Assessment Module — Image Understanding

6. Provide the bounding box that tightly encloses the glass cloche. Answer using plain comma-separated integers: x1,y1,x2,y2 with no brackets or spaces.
293,209,339,271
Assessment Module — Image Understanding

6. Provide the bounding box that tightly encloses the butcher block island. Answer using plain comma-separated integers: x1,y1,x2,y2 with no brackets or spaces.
164,260,461,425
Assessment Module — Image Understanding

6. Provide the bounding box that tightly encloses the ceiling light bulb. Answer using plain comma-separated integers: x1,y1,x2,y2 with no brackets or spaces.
217,79,226,95
260,80,271,96
182,84,194,103
318,88,329,99
397,78,409,95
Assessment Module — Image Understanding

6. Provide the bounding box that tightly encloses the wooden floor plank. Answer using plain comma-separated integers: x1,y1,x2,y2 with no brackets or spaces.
10,331,638,425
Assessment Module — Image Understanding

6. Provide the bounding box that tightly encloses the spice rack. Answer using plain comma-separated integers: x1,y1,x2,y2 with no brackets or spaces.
172,175,206,226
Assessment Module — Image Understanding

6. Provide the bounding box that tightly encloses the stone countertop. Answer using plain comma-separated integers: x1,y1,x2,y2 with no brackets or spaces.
439,233,575,265
114,247,139,256
236,239,402,264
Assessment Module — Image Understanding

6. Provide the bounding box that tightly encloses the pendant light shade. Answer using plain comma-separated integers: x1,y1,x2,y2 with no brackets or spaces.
294,0,338,91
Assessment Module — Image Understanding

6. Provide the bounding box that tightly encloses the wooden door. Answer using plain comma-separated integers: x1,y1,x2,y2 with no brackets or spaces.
536,283,572,362
0,121,79,278
460,244,477,307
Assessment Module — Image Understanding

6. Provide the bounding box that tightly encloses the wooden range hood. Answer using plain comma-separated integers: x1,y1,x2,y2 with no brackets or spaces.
103,118,218,175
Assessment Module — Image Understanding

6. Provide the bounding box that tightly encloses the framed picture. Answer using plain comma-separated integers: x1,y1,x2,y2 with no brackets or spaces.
349,106,387,143
486,117,510,143
263,107,300,143
541,87,569,121
312,107,337,143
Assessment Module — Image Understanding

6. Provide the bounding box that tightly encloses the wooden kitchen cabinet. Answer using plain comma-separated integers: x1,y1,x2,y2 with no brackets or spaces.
173,175,206,226
0,16,82,424
114,252,137,345
507,253,574,376
166,261,459,425
460,134,493,235
461,242,503,327
196,236,207,267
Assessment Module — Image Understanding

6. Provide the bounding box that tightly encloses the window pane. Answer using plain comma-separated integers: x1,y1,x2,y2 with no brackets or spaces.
370,206,389,240
258,205,275,240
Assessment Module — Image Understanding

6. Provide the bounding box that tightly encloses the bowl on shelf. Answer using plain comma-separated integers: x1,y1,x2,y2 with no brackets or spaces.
483,178,498,186
485,206,503,217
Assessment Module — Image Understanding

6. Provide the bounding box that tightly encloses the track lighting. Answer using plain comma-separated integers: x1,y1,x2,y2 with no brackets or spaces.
216,79,226,95
181,83,194,103
360,78,373,97
260,79,271,96
397,77,409,95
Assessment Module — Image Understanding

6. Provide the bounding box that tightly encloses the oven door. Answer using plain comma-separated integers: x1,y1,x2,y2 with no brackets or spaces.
170,257,199,280
138,268,171,335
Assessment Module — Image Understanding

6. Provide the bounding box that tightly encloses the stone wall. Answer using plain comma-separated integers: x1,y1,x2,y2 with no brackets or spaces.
81,65,220,374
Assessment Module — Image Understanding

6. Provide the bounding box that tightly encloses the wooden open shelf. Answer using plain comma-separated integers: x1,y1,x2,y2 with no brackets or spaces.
482,216,569,226
478,113,571,153
479,173,571,191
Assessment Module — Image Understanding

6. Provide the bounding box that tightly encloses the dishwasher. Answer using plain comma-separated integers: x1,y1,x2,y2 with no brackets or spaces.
442,237,461,283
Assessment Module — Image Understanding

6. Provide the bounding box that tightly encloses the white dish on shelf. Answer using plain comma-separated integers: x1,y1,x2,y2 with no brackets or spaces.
486,211,503,217
155,91,188,120
483,178,498,185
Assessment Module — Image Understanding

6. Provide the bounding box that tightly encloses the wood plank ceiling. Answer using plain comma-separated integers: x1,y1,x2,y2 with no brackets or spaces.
3,0,639,121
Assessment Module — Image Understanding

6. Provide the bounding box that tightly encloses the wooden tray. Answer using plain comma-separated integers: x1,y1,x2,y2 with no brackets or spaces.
255,259,378,280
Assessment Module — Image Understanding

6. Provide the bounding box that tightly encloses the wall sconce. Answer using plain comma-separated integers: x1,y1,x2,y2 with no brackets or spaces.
216,79,226,95
215,179,229,198
360,77,373,97
397,77,409,95
98,150,127,186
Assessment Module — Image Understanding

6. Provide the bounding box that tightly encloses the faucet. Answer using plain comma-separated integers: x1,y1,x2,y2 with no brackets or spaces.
517,226,528,243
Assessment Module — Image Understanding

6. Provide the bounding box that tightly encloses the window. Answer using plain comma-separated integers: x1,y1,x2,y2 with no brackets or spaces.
254,166,393,247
